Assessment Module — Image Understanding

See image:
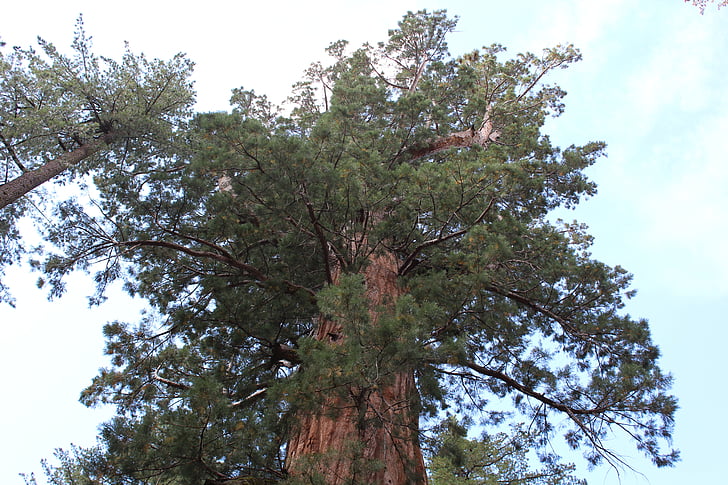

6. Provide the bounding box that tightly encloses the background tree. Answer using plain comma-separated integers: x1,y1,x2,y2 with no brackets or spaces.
28,10,677,485
0,15,194,209
0,16,194,303
428,417,585,485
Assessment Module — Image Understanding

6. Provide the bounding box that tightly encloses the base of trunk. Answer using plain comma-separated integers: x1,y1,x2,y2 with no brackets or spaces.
286,251,426,484
285,369,426,485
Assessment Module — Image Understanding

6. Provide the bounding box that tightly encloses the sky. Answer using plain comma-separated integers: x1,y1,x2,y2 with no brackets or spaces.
0,0,726,483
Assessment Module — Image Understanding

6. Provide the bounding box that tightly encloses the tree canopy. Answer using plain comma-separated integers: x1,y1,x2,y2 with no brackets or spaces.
0,16,194,303
428,417,585,485
5,10,677,485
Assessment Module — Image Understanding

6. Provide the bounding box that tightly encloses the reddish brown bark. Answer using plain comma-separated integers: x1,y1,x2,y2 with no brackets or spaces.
286,251,427,484
284,121,503,484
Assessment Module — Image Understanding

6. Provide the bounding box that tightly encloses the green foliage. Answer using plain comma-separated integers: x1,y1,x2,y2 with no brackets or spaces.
0,15,194,178
0,197,24,304
0,15,195,303
22,445,109,485
23,9,677,484
428,417,586,485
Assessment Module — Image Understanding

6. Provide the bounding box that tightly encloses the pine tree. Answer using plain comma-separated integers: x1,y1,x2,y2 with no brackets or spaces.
34,10,677,485
428,417,585,485
0,15,194,210
0,16,194,303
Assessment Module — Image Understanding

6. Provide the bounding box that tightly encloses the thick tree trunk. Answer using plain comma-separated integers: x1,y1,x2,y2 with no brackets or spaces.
284,121,503,484
0,135,113,209
286,251,427,484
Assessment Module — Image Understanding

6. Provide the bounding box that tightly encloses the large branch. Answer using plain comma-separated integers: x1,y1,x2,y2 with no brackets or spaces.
152,368,189,390
394,115,500,273
457,359,609,416
404,117,501,163
436,358,650,468
398,198,496,275
118,239,315,297
299,184,337,285
0,132,115,209
482,283,595,342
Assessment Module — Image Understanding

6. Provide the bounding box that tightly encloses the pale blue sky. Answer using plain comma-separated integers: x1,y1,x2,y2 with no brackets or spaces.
1,1,726,483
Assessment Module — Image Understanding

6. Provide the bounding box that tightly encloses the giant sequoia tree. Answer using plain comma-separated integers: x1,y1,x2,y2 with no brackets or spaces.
14,10,677,485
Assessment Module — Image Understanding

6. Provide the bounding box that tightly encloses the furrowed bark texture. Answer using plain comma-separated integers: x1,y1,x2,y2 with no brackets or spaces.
286,250,426,484
0,135,112,209
285,124,499,484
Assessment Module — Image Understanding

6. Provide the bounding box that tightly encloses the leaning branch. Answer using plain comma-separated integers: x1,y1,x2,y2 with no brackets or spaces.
396,113,501,165
231,386,268,408
117,239,315,298
0,132,115,209
458,359,608,416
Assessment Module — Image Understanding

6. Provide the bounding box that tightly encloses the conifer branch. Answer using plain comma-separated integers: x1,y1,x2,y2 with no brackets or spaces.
399,198,496,275
231,387,268,408
0,133,27,173
116,239,315,297
481,283,596,342
394,108,501,167
457,359,609,417
0,132,116,209
152,367,189,390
